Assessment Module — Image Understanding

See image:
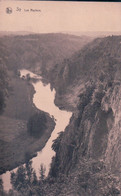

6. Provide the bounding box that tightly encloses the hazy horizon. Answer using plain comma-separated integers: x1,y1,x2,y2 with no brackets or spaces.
0,30,121,39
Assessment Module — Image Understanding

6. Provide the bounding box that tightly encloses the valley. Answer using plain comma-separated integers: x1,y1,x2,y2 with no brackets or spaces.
0,33,92,175
0,33,121,195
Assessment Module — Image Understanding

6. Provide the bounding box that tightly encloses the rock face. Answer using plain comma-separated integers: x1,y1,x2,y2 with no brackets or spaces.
104,84,121,176
49,35,121,194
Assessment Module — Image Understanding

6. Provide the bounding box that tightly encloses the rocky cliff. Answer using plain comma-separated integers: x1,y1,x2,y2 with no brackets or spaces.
48,35,121,195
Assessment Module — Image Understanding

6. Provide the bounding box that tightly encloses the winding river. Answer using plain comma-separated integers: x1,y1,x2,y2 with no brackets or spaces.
1,69,72,191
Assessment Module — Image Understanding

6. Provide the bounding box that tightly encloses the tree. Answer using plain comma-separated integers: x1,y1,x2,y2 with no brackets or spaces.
25,160,33,185
32,171,38,186
10,161,43,196
39,164,46,182
52,131,63,152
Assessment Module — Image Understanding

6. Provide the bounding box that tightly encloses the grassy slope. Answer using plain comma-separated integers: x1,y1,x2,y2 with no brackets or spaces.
0,115,55,174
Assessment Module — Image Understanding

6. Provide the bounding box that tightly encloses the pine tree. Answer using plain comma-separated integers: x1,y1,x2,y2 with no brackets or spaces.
39,164,46,182
25,160,33,185
32,171,38,186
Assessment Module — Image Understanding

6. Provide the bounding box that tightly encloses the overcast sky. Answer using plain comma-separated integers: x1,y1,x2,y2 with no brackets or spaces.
0,1,121,33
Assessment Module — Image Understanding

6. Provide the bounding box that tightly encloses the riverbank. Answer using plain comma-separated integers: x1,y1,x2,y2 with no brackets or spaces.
0,70,55,175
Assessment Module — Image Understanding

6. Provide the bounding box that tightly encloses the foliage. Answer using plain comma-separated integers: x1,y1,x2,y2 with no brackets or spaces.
45,160,121,196
52,132,63,152
75,159,120,196
10,166,27,192
39,164,46,182
10,161,46,196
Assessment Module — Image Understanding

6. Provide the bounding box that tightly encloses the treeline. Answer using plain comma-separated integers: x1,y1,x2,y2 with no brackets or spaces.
0,160,46,196
0,159,120,196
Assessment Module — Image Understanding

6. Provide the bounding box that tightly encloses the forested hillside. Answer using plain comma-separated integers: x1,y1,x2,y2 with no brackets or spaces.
47,35,121,110
1,33,92,74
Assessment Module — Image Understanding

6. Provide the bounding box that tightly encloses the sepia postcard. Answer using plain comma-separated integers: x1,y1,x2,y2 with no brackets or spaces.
0,1,121,195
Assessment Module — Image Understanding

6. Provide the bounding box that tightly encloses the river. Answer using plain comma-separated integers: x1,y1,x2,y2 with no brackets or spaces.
1,69,72,191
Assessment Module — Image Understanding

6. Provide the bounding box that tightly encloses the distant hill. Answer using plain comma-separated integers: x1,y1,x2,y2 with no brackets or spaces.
0,33,93,75
1,30,121,37
0,31,35,37
63,31,121,37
